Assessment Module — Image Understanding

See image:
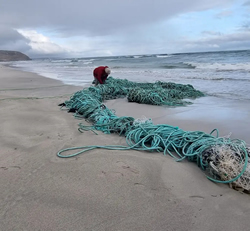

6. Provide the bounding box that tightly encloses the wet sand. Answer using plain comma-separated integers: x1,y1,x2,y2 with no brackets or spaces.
1,64,250,231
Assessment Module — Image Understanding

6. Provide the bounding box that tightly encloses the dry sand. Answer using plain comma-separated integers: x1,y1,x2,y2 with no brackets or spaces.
1,64,250,231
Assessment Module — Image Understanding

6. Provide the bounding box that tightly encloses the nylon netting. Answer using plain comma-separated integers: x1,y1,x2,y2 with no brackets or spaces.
59,77,250,192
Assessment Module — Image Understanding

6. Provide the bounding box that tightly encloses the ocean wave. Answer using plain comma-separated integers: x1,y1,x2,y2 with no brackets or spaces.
112,66,125,69
186,62,250,71
50,59,71,63
82,61,93,65
179,76,250,82
105,59,117,61
124,55,150,59
124,55,136,59
161,62,196,69
156,55,172,58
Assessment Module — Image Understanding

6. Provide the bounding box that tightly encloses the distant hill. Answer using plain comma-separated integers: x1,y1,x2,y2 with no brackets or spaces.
0,50,31,62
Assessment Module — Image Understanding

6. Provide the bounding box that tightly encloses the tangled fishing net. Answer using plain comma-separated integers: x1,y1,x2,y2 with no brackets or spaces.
95,77,205,105
203,144,250,191
58,77,250,192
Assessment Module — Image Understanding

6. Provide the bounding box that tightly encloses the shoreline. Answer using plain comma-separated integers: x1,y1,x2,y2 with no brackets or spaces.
0,63,83,99
1,64,250,231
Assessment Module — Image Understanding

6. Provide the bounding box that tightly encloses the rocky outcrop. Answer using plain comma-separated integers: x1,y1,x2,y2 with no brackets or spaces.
0,50,31,62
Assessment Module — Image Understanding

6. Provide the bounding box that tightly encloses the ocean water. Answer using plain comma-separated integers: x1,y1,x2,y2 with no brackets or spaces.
9,50,250,101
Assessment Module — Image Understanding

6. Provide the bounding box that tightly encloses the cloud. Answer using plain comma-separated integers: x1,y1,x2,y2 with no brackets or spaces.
0,0,235,36
0,0,247,57
0,26,30,52
176,30,250,52
17,30,68,57
215,10,233,19
243,1,250,6
202,31,222,36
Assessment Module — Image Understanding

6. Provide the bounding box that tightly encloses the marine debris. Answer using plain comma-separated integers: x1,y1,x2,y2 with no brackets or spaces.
58,77,250,192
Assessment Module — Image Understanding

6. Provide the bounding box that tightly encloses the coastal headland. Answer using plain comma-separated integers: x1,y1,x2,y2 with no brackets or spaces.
0,50,31,62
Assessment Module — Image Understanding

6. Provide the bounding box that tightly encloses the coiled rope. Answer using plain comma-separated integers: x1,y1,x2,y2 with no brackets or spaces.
57,77,250,189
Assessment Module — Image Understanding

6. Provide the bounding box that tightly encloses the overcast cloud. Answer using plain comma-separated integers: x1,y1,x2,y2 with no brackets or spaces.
0,0,249,58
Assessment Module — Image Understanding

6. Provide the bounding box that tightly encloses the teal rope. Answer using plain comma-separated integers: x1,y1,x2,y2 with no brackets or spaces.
57,123,248,184
57,77,249,186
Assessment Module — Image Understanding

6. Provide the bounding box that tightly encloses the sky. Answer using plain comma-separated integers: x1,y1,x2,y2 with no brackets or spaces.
0,0,249,58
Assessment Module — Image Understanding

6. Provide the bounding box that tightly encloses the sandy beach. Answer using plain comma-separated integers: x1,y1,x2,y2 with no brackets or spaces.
1,64,250,231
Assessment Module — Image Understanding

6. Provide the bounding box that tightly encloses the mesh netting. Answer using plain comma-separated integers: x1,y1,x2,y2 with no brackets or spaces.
59,77,250,192
95,77,205,104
